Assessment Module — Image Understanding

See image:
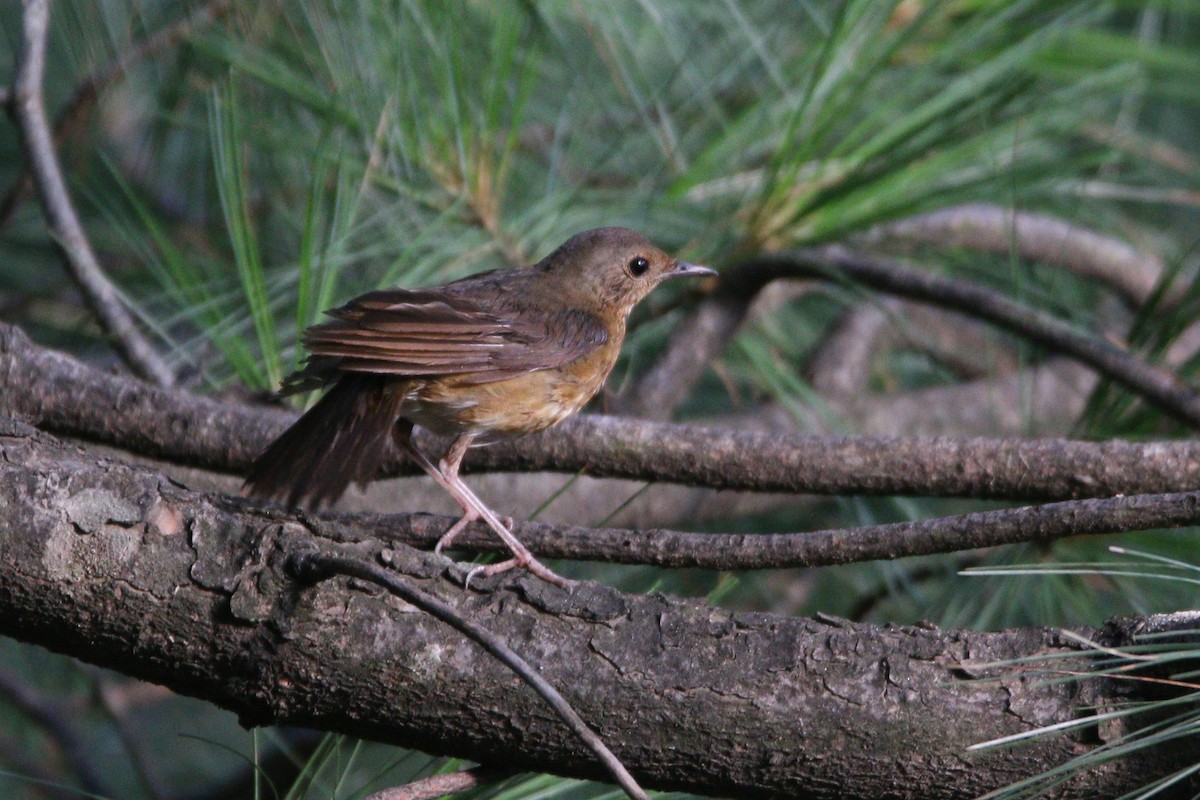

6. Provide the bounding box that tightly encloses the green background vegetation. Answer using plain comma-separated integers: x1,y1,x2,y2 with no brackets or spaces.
2,1,1199,797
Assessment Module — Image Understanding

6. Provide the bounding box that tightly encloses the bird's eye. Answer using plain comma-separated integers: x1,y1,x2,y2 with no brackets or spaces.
628,256,650,277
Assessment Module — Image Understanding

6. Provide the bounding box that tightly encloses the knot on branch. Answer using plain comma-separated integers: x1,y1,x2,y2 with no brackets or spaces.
284,547,335,585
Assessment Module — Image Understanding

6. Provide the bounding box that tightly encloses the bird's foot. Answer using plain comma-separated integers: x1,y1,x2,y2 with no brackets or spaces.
464,553,574,590
435,511,515,555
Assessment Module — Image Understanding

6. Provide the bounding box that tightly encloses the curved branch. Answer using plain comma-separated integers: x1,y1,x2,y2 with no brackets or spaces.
754,246,1200,428
0,0,234,230
865,203,1169,307
625,204,1168,418
3,324,1200,502
12,0,174,387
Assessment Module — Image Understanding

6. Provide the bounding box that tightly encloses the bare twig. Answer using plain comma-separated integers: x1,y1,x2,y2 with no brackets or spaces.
288,551,649,800
11,0,175,387
365,766,515,800
0,0,234,230
340,489,1200,570
758,246,1200,428
2,323,1199,501
864,203,1169,307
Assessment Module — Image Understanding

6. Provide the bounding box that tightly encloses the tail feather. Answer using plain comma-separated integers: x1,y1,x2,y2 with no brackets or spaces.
243,374,408,510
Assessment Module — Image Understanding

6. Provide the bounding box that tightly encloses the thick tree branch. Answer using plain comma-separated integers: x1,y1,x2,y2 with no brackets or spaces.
290,551,648,799
3,324,1200,502
0,422,1194,798
11,0,175,387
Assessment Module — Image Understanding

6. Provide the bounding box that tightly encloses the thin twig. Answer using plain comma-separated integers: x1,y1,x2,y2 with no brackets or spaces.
365,766,516,800
12,0,175,387
0,0,234,230
342,490,1200,570
761,246,1200,428
287,550,649,800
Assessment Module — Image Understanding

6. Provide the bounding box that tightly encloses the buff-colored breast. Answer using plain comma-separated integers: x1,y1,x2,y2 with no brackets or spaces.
402,336,622,441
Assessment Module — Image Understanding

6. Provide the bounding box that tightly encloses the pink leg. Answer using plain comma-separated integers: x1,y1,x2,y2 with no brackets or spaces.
394,424,571,588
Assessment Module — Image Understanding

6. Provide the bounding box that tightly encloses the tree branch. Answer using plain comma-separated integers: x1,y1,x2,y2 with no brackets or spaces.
800,357,1094,437
618,288,751,420
11,0,175,387
289,551,648,799
864,203,1169,307
755,246,1200,428
342,489,1200,570
0,0,234,231
622,203,1168,419
365,767,515,800
0,422,1193,798
3,324,1200,502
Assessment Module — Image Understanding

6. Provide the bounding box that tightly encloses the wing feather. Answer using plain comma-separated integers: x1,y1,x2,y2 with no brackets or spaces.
283,282,607,390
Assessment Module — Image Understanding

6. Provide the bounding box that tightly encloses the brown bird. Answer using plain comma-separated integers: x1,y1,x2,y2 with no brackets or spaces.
244,227,714,586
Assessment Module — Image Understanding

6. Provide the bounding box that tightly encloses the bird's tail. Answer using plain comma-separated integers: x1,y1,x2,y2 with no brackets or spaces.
243,374,408,510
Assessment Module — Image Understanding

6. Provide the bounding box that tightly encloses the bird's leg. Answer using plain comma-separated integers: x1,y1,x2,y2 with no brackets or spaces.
425,432,515,552
393,423,571,588
429,432,478,552
390,421,470,532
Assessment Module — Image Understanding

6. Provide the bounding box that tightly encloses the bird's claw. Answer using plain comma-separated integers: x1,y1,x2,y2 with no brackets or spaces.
462,554,573,591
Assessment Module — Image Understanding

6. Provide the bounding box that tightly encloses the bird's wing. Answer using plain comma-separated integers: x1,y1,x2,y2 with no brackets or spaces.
287,286,608,388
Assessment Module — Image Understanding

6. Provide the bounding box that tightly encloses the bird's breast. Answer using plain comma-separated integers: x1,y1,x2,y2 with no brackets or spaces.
402,338,622,440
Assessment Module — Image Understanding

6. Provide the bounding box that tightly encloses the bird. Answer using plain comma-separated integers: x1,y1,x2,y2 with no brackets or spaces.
243,227,715,586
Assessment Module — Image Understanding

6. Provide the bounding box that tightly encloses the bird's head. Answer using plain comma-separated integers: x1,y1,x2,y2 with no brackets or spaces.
536,227,715,317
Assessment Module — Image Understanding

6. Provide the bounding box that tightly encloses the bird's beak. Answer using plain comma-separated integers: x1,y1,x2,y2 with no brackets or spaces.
665,261,717,280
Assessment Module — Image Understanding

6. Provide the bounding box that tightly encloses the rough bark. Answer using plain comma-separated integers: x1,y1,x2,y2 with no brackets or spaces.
1,421,1196,798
